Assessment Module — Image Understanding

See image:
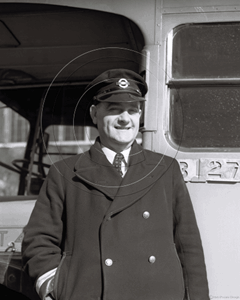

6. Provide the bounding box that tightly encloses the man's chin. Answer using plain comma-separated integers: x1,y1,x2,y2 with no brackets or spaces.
111,137,135,147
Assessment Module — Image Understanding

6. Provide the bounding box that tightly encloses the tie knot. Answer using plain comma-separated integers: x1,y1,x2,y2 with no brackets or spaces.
115,152,124,161
113,153,124,176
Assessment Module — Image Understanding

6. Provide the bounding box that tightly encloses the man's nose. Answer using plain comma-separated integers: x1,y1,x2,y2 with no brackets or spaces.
118,111,130,123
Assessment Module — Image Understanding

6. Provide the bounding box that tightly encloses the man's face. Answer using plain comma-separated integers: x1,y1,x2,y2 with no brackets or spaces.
90,101,142,152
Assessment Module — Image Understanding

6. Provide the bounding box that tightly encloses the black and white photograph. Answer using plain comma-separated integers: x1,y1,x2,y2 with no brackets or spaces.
0,1,239,300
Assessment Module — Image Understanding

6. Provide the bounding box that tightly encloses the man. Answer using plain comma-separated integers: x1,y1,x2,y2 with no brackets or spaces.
22,69,209,300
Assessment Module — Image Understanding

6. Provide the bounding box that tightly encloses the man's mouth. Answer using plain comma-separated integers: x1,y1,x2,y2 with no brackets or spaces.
115,127,131,130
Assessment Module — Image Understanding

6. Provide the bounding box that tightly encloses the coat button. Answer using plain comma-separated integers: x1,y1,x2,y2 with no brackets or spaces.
148,256,156,263
142,211,150,219
105,259,113,266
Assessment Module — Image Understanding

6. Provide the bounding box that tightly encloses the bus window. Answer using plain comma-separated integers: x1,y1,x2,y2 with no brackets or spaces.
43,125,98,165
167,23,240,150
0,101,30,195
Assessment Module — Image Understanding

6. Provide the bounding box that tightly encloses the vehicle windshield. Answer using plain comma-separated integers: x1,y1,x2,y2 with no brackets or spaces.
0,3,145,196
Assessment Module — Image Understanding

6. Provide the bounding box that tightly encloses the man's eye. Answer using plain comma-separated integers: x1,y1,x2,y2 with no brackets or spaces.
128,109,139,114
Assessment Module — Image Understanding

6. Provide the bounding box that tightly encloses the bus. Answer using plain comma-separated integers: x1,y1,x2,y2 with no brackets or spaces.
0,1,239,299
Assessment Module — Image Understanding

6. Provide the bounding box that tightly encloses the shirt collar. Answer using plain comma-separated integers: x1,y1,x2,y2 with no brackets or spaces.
101,145,131,165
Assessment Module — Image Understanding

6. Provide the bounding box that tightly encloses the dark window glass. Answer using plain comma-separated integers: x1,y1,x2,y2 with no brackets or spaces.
170,87,240,148
172,23,240,78
169,22,240,150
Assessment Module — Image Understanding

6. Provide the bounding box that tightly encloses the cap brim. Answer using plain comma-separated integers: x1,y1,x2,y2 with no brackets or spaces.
95,92,146,103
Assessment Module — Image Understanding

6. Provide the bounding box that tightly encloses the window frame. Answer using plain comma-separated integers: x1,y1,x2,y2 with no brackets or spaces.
165,22,240,153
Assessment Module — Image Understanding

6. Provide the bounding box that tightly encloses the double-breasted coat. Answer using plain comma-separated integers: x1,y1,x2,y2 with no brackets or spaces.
22,139,209,300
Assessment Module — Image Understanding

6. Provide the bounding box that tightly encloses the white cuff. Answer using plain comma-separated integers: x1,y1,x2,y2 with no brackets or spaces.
36,268,57,295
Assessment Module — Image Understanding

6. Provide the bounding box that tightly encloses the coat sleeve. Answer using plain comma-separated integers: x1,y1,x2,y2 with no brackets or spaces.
22,164,65,289
172,160,210,300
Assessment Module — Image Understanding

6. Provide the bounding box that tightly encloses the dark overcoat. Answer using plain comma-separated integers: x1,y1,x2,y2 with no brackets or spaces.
22,139,209,300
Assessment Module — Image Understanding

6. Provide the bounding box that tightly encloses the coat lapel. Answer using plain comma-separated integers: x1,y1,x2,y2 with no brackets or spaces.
74,138,123,199
74,138,168,209
106,142,167,216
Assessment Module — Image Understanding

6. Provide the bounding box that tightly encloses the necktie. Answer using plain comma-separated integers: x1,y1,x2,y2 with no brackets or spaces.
113,153,124,176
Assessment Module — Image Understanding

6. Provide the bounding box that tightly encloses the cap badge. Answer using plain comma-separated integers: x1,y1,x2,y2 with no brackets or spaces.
116,78,130,89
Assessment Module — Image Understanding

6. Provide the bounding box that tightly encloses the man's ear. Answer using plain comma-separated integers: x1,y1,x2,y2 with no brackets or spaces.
90,105,98,125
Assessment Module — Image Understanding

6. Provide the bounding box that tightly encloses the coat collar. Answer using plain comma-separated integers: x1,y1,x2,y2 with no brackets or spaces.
74,137,167,203
74,137,145,168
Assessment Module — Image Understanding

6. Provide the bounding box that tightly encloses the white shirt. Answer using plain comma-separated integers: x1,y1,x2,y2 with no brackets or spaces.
101,146,131,177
